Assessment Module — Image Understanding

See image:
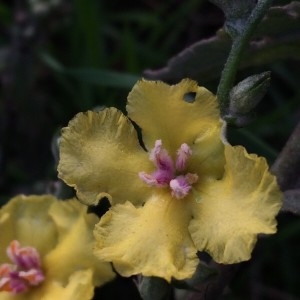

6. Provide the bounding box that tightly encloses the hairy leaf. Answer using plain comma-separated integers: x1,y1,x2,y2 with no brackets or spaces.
138,276,171,300
282,190,300,215
210,0,256,37
144,2,300,84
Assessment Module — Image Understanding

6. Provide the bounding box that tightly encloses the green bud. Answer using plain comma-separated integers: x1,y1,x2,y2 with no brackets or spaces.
229,71,271,114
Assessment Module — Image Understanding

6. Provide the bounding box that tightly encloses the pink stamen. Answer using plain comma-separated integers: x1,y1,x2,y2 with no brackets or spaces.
139,169,174,187
149,140,174,172
0,277,11,292
140,140,198,199
185,173,199,185
19,269,45,286
176,143,192,171
139,172,158,186
149,139,162,161
0,241,45,294
7,240,41,270
0,265,14,292
0,264,14,277
170,176,192,199
6,273,28,294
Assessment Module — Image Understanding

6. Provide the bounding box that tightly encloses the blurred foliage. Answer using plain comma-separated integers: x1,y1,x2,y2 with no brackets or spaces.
0,0,300,299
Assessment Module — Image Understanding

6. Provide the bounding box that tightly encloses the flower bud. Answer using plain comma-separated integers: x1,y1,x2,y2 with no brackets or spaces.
229,71,271,114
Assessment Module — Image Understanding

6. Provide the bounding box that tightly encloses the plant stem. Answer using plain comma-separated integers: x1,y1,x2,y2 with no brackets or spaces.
217,0,273,115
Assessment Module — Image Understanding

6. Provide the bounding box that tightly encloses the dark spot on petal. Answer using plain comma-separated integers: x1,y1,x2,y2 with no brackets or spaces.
183,92,196,103
130,119,147,151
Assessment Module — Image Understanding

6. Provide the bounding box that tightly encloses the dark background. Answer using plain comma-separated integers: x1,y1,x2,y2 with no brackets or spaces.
0,1,299,299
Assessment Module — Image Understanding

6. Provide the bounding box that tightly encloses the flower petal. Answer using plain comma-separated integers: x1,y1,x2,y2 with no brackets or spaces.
0,270,94,300
189,145,282,264
94,195,198,282
0,195,58,264
188,120,225,180
58,108,152,206
44,199,115,287
37,270,95,300
127,79,221,153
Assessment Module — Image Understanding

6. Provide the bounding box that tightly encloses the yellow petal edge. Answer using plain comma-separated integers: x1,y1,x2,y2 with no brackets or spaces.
189,145,282,264
94,195,199,282
58,108,153,206
127,79,221,153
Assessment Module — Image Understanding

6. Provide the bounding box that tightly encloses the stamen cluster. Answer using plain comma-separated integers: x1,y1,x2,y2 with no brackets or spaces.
139,140,198,199
0,240,45,294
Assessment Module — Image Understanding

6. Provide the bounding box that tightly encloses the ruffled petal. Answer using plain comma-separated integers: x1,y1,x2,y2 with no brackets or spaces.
0,195,58,264
58,108,152,206
127,79,221,154
94,195,198,282
37,270,95,300
0,270,95,300
44,199,115,287
189,145,282,264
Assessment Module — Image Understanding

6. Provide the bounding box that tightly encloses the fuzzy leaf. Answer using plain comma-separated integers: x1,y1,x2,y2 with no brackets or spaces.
210,0,256,38
282,190,300,215
138,276,171,300
172,261,218,291
144,2,300,84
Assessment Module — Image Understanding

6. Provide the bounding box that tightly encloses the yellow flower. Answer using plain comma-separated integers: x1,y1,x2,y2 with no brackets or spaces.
0,195,115,299
58,79,282,282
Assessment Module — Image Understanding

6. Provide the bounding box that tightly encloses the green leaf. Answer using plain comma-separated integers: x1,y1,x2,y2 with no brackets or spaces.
39,52,64,72
73,0,103,67
0,2,12,25
65,69,139,89
144,2,300,84
39,52,139,89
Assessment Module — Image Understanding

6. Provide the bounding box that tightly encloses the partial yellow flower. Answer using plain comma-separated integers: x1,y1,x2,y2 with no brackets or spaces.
58,79,282,282
0,195,115,299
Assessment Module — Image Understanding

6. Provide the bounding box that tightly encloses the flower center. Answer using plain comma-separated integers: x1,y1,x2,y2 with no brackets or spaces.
139,140,198,199
0,240,45,294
